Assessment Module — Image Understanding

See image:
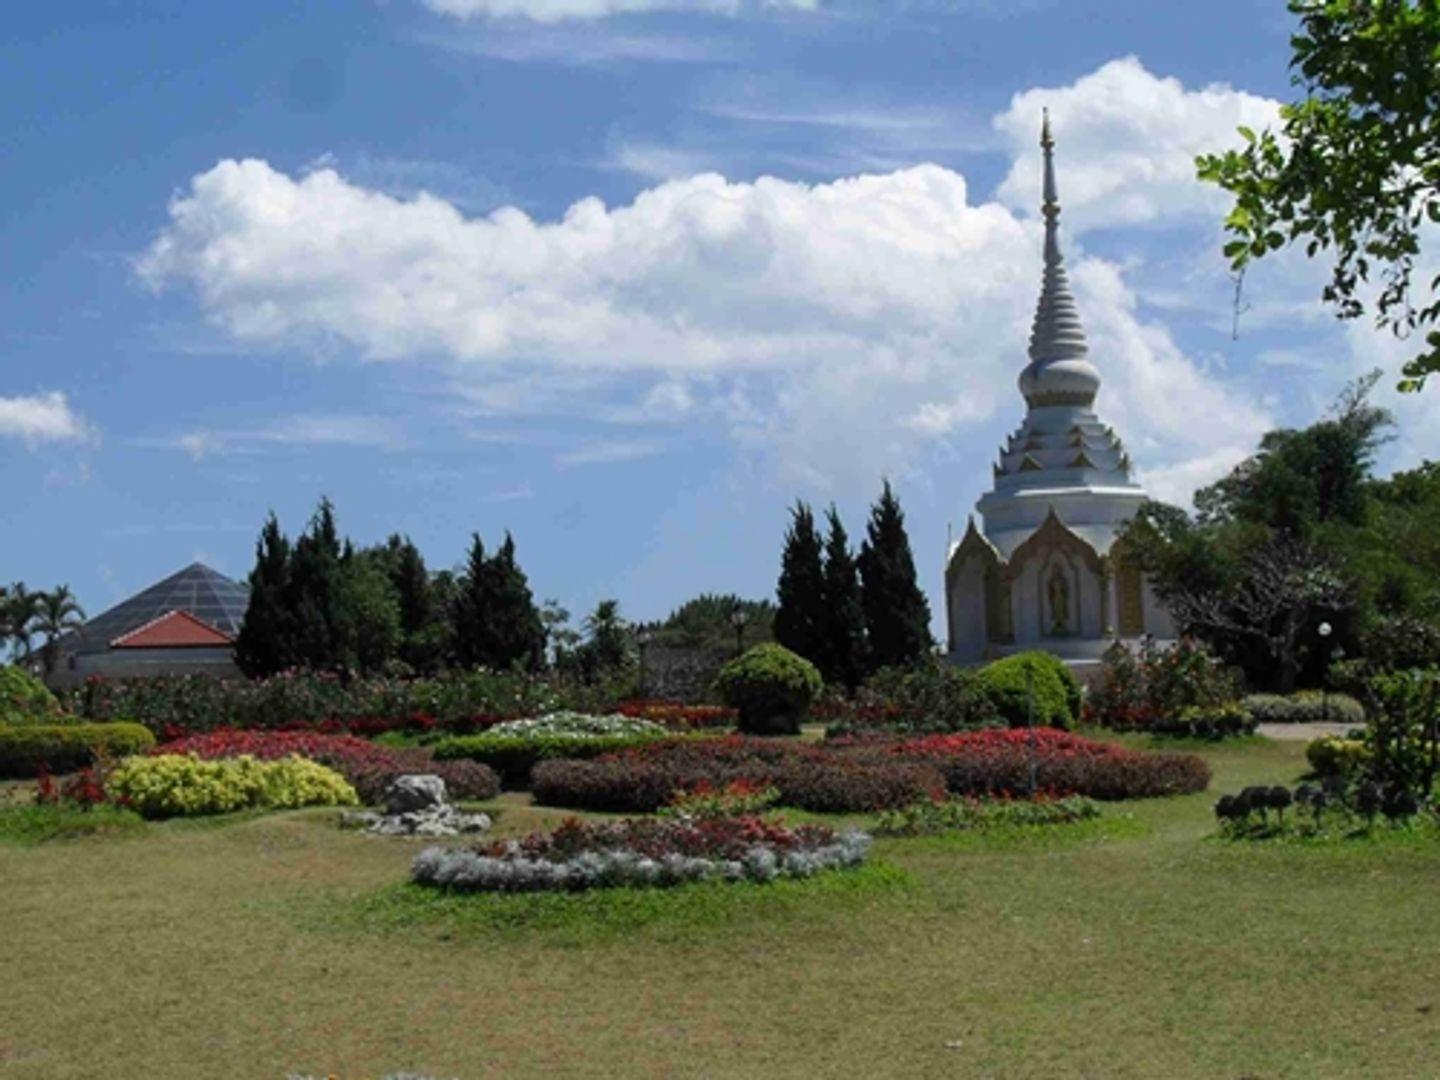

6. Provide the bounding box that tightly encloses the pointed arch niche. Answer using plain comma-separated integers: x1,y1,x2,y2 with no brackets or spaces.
1007,509,1103,643
945,521,1009,661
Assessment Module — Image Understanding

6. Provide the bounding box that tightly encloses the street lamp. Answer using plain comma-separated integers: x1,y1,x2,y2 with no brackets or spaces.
1317,622,1332,723
730,607,749,658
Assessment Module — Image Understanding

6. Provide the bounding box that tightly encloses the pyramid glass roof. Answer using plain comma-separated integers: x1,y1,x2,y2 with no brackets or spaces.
67,563,249,657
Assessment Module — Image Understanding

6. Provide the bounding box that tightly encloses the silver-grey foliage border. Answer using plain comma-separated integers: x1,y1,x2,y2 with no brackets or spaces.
411,832,872,893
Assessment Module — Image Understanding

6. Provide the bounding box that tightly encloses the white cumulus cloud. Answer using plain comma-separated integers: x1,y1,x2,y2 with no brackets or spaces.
993,56,1281,230
0,391,94,446
138,57,1286,497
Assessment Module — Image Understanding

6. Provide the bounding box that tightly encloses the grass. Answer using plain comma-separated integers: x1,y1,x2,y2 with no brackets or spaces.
2,736,1439,1078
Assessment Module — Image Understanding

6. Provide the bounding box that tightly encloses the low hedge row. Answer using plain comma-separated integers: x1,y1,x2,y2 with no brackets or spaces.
1242,692,1365,726
0,722,156,778
432,732,684,788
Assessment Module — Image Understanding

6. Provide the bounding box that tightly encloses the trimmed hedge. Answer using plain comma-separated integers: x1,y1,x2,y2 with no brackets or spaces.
976,651,1081,728
432,732,683,788
0,722,156,778
1305,735,1369,778
716,643,823,736
1243,692,1366,726
531,737,945,814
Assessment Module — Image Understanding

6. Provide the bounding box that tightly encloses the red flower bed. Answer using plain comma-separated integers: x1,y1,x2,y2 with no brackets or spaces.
615,700,738,730
531,736,944,814
886,727,1210,800
152,729,499,805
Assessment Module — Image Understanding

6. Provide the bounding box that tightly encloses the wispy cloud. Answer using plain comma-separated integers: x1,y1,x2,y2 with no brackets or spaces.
555,439,664,467
413,23,739,65
136,414,401,460
420,0,819,23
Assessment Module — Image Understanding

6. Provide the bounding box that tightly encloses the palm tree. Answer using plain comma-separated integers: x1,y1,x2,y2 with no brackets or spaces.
1,583,41,662
32,585,85,676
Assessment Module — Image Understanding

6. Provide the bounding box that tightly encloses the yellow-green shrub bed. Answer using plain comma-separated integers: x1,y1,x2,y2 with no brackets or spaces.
107,754,358,818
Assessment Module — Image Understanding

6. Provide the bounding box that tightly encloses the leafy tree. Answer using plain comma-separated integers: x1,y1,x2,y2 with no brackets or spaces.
235,513,294,677
773,501,826,668
31,586,85,677
1197,0,1440,390
572,599,634,681
646,594,775,650
0,583,40,662
817,505,868,688
858,480,934,671
332,555,402,674
540,599,581,669
1195,371,1393,534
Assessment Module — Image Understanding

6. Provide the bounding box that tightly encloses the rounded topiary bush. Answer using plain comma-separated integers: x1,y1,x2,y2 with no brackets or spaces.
975,651,1080,729
716,643,822,736
0,665,61,723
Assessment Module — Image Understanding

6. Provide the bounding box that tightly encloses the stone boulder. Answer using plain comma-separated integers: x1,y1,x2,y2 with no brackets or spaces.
384,774,447,815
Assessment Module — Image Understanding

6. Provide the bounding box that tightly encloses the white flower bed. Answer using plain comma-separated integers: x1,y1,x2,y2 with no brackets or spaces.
485,710,668,740
411,832,871,893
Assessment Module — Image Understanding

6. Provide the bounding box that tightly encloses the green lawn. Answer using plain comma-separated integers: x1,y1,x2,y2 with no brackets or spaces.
3,737,1438,1079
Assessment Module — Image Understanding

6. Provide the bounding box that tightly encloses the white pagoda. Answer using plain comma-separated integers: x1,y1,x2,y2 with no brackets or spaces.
944,112,1174,666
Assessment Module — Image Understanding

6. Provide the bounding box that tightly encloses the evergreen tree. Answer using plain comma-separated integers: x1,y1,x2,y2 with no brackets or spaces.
773,501,826,668
486,533,547,671
286,497,344,670
235,513,294,677
381,534,444,672
333,555,402,674
450,534,491,670
818,504,868,689
858,480,933,670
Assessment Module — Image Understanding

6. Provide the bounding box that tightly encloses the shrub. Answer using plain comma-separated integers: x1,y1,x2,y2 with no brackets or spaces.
659,779,780,819
973,652,1081,729
1086,638,1244,733
874,794,1103,837
893,728,1211,801
0,666,61,723
1241,691,1366,726
432,732,681,788
821,663,1005,737
1305,735,1370,779
715,643,823,735
0,722,155,778
107,754,357,818
152,729,499,805
411,815,870,893
531,736,944,814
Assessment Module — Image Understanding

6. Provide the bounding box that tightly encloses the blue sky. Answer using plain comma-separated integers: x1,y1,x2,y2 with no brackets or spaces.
5,0,1438,632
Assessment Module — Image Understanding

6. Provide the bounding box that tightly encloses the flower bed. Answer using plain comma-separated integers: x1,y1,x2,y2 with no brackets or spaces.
616,700,738,730
152,730,499,805
530,736,945,813
108,754,357,818
874,794,1103,837
890,728,1211,800
410,814,870,893
431,713,681,787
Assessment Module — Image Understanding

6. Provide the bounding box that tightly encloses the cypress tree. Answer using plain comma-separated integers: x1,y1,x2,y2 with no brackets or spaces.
486,532,546,671
382,534,441,671
235,513,293,677
818,504,868,689
773,500,827,668
450,534,490,669
286,497,344,670
858,480,934,671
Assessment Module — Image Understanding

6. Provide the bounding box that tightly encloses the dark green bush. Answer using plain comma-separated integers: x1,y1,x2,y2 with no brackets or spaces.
0,722,156,778
715,643,823,736
821,662,1006,737
431,732,686,787
0,666,61,724
975,652,1080,729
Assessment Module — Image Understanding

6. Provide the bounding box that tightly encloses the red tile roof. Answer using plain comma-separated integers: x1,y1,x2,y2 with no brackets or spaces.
109,609,236,650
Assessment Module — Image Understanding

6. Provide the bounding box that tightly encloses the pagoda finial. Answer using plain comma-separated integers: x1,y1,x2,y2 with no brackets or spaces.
1025,109,1090,367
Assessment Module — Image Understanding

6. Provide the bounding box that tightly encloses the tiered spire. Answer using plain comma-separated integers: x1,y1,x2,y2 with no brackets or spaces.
1026,110,1089,365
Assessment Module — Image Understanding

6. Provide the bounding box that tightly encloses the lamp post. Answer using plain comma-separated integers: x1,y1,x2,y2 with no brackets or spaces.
1317,622,1332,723
730,607,749,658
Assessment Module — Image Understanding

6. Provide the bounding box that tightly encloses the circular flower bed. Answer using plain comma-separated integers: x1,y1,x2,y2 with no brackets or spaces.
411,815,870,893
